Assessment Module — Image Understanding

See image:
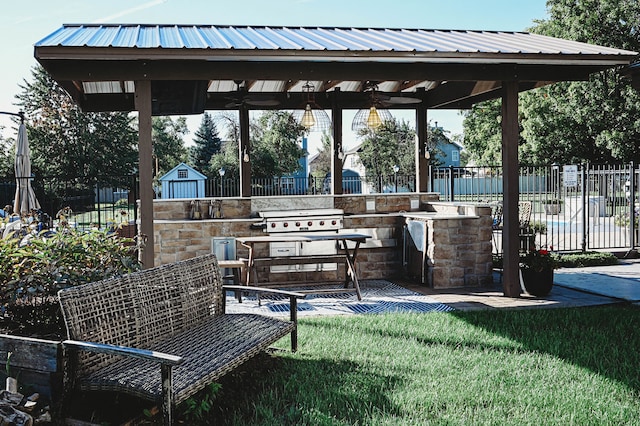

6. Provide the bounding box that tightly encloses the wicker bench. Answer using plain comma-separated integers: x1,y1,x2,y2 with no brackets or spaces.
58,254,304,425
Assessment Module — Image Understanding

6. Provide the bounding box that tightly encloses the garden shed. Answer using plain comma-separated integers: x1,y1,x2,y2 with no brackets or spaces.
159,162,206,199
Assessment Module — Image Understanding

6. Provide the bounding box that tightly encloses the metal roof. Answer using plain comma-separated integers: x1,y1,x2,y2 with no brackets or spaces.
36,24,636,56
34,24,638,115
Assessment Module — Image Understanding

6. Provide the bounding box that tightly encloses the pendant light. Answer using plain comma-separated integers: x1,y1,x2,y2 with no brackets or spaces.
293,82,332,132
351,84,392,131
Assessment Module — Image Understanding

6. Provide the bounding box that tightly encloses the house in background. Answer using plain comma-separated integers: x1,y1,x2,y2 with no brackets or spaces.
431,123,464,167
159,162,206,199
275,137,309,194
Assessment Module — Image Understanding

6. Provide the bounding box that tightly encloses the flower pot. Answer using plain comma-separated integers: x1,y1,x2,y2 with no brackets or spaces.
521,267,554,297
543,204,561,215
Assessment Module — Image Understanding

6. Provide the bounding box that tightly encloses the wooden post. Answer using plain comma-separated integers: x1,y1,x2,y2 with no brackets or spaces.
135,80,154,268
239,106,251,197
416,101,428,192
331,88,343,195
501,81,521,297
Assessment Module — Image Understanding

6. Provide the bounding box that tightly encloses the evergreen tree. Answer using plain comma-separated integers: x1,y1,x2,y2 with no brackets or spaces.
189,112,221,174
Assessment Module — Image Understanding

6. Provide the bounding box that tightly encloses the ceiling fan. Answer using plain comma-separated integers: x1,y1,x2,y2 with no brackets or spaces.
361,81,422,106
224,80,280,108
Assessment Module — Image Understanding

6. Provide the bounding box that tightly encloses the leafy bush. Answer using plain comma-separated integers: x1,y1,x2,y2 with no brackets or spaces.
556,251,619,268
1,229,141,336
493,251,619,270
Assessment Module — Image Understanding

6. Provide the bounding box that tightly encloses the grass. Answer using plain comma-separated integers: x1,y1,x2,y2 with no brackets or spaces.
195,306,640,426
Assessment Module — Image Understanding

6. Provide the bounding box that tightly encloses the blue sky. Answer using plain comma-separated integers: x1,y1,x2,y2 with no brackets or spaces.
0,0,549,150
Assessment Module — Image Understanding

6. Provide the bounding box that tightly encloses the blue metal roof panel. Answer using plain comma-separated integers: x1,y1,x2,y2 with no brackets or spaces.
34,24,639,57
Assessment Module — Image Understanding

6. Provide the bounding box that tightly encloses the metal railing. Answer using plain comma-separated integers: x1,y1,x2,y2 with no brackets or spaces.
1,174,139,232
4,163,638,254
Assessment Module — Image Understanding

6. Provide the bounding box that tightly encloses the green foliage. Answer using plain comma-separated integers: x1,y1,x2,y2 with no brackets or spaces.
462,0,640,165
520,247,558,271
250,111,307,178
201,308,640,425
180,382,222,423
312,132,332,178
528,220,547,235
357,118,415,191
0,229,141,336
495,250,618,270
15,66,138,180
189,112,222,174
556,251,619,268
151,116,189,177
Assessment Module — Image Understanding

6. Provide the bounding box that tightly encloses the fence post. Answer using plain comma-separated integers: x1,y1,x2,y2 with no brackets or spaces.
449,165,455,202
581,163,588,252
631,161,636,248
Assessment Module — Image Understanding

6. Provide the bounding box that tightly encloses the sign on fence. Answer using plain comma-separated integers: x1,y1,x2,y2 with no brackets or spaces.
563,165,578,187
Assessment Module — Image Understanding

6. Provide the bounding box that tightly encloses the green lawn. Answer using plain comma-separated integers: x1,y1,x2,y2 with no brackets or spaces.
198,306,640,425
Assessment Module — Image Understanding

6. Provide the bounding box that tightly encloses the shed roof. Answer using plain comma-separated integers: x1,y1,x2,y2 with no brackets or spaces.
34,24,638,115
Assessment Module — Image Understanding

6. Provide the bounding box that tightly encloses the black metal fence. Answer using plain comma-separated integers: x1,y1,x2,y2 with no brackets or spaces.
431,164,638,253
1,174,139,231
4,164,638,254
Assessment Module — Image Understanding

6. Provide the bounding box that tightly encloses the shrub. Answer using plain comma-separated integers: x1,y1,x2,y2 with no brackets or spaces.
556,251,619,268
1,229,141,337
493,251,619,270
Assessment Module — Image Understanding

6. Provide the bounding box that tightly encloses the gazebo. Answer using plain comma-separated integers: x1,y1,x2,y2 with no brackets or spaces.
33,24,637,296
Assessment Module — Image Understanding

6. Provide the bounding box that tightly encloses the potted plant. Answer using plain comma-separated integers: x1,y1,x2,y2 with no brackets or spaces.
541,199,562,215
520,246,557,296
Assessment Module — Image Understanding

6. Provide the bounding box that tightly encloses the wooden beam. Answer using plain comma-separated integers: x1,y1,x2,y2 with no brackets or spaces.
37,59,603,84
239,105,251,197
134,80,155,268
501,81,521,297
332,88,343,195
416,101,428,192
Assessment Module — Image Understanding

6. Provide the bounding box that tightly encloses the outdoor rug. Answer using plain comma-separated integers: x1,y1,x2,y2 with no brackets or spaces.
224,280,454,317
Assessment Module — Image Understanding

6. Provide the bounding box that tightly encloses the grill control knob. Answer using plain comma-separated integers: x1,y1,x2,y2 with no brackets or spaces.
270,223,276,228
320,220,325,226
295,222,300,227
331,220,337,225
283,222,289,227
308,221,313,227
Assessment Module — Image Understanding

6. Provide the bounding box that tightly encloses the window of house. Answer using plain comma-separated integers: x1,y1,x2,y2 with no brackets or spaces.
452,151,459,162
178,169,188,179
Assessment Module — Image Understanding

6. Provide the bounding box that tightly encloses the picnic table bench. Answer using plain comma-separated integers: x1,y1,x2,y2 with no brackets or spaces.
58,254,304,425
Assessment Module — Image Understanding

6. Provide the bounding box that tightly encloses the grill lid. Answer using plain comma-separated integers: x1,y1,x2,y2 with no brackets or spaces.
258,208,344,218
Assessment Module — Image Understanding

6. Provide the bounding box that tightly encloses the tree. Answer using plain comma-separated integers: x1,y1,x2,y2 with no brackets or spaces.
189,112,222,174
357,118,415,191
524,0,640,164
209,111,306,182
312,132,332,178
249,111,306,178
0,127,14,176
151,116,189,177
15,66,138,180
461,0,640,165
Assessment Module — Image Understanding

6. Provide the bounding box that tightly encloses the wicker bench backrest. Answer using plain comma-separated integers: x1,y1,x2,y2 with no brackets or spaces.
58,254,223,376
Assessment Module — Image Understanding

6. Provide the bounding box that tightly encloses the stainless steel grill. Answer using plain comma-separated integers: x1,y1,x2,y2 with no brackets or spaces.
258,208,344,233
256,209,344,273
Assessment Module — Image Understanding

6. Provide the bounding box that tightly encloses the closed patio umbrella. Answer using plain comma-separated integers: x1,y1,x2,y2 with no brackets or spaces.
13,120,40,215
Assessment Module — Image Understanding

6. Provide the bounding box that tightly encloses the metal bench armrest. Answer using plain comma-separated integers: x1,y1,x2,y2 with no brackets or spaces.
222,285,306,299
62,339,183,366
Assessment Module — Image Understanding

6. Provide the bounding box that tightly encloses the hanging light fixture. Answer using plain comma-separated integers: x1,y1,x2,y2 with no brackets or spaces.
351,84,393,131
293,82,332,132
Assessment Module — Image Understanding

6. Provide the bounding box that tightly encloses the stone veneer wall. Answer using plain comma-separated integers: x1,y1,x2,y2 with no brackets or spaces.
150,193,493,288
428,205,493,288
